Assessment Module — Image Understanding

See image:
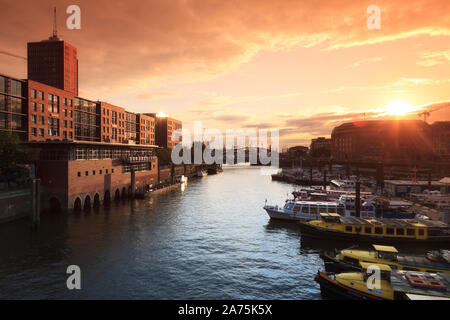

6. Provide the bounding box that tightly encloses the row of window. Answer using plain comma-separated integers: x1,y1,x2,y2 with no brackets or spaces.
77,168,114,177
344,225,424,236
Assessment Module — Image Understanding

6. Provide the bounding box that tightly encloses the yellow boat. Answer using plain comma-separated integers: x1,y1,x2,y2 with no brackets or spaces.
321,244,450,274
298,213,450,244
315,262,450,300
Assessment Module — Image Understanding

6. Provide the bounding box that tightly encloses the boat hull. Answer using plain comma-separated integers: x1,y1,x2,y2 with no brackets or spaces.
315,271,387,300
264,208,303,221
299,221,450,245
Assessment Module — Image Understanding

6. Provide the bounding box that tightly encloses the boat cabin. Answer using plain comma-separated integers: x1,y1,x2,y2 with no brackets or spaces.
361,262,392,282
373,244,399,261
320,213,341,223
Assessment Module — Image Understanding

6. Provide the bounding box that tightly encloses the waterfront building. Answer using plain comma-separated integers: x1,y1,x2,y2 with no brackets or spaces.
331,120,433,162
384,180,449,197
431,121,450,160
0,73,27,140
137,113,156,145
310,137,331,158
28,79,76,142
99,102,126,144
27,140,158,211
146,113,182,149
27,34,78,95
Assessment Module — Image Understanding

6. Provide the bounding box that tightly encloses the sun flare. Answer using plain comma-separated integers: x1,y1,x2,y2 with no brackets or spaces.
386,100,413,116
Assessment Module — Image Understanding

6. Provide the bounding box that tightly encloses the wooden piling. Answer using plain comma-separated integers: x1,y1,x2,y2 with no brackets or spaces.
31,178,40,229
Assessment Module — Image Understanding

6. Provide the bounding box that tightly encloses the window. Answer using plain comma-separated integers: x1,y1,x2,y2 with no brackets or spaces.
111,169,114,173
418,229,424,236
85,171,88,176
364,227,372,234
39,91,44,100
39,128,44,137
406,229,415,236
31,89,37,98
375,227,383,234
31,127,37,136
345,226,353,232
99,170,102,174
77,172,81,177
386,228,394,235
93,170,96,175
40,104,44,112
396,228,404,235
106,169,108,174
32,102,37,111
31,115,36,124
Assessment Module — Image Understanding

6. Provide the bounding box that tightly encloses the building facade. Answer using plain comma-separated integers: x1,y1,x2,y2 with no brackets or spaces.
28,141,158,211
331,120,435,162
150,114,182,149
27,36,78,95
310,137,331,157
137,113,156,145
0,74,27,140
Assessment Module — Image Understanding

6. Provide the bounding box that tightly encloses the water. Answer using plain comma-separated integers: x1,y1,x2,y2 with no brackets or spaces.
0,167,352,299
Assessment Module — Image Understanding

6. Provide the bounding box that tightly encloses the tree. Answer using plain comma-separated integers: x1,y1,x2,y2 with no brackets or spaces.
0,132,32,184
155,147,172,166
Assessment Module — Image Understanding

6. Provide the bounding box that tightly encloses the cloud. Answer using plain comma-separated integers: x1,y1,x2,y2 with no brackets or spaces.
417,49,450,67
1,0,449,98
135,91,178,100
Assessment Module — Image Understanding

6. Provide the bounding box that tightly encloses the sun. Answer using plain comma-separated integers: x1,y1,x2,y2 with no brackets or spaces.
386,99,412,116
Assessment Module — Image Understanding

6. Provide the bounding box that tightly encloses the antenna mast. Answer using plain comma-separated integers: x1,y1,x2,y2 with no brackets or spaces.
52,7,58,38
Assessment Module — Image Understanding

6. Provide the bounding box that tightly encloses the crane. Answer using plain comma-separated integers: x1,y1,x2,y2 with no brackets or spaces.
418,102,450,123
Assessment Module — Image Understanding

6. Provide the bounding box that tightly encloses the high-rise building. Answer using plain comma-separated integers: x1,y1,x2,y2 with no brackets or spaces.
27,32,78,95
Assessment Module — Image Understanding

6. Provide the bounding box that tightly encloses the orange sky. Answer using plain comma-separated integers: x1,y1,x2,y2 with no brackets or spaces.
0,0,449,147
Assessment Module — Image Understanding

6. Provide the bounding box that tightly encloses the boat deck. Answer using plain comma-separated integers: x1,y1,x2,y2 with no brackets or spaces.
391,271,450,297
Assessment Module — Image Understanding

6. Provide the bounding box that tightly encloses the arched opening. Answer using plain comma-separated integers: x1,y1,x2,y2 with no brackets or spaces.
93,193,100,208
74,197,82,212
114,189,120,201
104,190,111,207
48,197,61,214
121,187,126,199
84,195,91,211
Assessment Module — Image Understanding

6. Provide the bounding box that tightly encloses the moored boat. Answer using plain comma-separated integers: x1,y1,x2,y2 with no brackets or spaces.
315,262,450,300
298,213,450,244
321,244,450,274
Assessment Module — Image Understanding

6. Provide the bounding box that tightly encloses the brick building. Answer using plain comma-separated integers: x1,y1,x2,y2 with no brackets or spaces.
331,120,435,162
148,114,182,149
28,141,158,211
27,79,76,142
27,35,78,95
99,102,126,144
137,113,155,145
310,137,331,157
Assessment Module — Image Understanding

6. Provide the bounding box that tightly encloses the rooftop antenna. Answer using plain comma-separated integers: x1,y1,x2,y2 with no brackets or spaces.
51,7,58,39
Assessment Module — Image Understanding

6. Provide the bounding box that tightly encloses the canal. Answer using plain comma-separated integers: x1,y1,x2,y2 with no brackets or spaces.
0,167,326,299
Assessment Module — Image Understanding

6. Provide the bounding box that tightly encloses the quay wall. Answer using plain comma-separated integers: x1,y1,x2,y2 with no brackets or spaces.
0,189,32,223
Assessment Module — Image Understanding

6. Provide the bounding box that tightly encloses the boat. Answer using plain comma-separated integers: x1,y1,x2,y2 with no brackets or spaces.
330,179,357,191
298,213,450,244
175,175,188,183
321,244,450,274
263,195,380,222
315,262,450,300
196,170,207,177
264,200,342,221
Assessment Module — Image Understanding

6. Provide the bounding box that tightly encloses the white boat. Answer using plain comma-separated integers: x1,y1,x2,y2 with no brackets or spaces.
196,170,207,177
264,200,342,221
176,175,188,183
263,195,377,221
330,179,356,191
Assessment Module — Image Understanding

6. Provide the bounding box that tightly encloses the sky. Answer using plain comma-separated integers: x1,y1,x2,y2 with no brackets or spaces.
0,0,449,148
